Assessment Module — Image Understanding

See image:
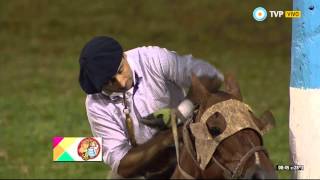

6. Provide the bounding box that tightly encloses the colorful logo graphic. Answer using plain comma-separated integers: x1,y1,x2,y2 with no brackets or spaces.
53,137,102,162
253,7,267,22
77,137,101,161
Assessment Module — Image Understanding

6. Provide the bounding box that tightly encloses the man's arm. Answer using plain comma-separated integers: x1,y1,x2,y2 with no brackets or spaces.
154,47,224,92
118,128,178,177
86,96,181,178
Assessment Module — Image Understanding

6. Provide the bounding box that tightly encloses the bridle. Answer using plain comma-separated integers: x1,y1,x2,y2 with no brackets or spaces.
171,99,270,179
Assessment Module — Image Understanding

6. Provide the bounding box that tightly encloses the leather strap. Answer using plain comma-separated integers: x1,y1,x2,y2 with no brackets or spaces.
171,109,195,179
123,92,137,147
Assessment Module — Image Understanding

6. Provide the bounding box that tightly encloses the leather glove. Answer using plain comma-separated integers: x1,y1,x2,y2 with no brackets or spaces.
140,113,169,131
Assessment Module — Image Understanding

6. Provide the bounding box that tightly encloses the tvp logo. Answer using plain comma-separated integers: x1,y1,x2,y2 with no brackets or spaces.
253,6,301,22
253,7,268,22
269,10,301,18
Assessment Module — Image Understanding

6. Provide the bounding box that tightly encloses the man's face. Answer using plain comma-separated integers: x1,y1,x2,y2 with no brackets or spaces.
102,54,133,93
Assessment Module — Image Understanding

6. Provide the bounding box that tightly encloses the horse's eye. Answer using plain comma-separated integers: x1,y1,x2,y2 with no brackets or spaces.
206,112,226,137
209,127,221,136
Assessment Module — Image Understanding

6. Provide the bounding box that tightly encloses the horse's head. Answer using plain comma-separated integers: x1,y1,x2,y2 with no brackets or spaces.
183,74,277,179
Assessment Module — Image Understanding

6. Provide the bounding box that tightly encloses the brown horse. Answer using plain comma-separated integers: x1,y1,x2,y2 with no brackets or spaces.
170,74,277,179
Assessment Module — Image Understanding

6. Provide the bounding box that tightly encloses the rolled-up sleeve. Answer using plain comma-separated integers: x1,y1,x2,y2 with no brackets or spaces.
153,47,223,88
85,97,131,175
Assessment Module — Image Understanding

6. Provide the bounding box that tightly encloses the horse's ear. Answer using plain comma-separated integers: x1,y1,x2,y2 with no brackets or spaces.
251,110,276,135
224,73,242,100
259,110,276,134
186,73,210,105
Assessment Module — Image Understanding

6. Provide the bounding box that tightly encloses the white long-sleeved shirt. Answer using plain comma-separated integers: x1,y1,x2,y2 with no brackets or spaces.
85,46,223,176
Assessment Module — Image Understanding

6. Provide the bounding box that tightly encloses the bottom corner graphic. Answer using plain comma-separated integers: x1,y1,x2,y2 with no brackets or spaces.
53,137,102,162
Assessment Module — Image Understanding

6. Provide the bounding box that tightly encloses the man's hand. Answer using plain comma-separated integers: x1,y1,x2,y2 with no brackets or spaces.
140,114,168,130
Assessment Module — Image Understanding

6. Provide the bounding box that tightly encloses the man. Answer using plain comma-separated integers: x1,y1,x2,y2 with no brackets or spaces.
78,36,224,178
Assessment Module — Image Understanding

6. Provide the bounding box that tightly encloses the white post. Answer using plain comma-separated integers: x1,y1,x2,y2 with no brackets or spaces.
290,0,320,178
